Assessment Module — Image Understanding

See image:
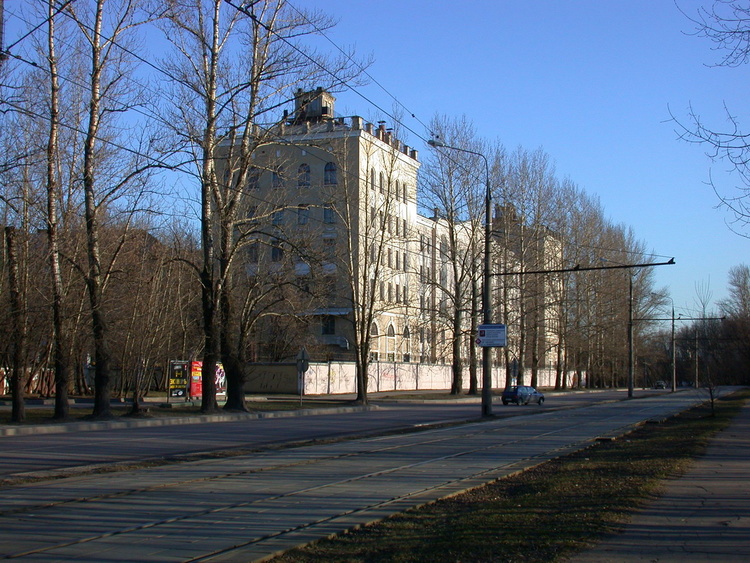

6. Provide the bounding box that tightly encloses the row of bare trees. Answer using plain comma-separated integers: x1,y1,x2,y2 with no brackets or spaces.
643,265,750,389
0,0,365,421
421,115,671,394
3,1,745,424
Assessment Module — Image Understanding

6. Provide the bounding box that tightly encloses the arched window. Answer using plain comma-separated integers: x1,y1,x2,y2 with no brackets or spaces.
379,172,384,194
324,162,337,185
370,168,376,191
369,322,380,361
297,163,310,188
386,324,396,362
402,326,412,363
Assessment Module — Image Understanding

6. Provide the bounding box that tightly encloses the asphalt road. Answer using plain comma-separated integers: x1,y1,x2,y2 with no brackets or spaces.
0,389,633,478
0,388,712,562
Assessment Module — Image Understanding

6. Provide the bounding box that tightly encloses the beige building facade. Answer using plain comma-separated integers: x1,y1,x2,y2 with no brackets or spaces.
227,88,563,386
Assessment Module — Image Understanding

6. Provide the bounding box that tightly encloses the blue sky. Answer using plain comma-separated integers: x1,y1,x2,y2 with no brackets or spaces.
4,1,746,316
305,0,750,315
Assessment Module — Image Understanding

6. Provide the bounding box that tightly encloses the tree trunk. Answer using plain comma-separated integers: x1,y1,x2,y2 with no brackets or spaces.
46,0,70,419
468,272,479,395
450,308,463,394
6,227,27,423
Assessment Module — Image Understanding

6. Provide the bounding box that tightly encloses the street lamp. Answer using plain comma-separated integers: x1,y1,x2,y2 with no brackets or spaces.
428,138,493,417
628,273,634,398
649,293,677,393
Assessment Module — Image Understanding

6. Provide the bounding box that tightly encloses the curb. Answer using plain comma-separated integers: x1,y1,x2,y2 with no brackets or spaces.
0,405,379,437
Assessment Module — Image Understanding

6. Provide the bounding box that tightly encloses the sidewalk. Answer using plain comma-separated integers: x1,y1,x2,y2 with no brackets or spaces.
570,400,750,562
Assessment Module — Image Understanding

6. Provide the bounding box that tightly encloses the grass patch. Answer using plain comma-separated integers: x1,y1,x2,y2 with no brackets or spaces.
272,389,749,563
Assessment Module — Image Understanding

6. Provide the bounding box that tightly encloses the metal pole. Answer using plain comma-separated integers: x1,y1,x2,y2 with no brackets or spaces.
481,161,493,417
428,139,493,416
670,304,677,393
694,328,699,388
628,274,634,398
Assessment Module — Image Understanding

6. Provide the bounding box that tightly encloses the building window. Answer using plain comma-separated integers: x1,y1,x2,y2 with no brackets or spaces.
247,242,259,264
297,163,311,188
324,162,338,185
297,276,310,293
322,315,335,335
323,203,336,224
324,275,336,297
247,167,261,190
272,208,284,225
271,240,284,262
370,168,376,191
403,326,411,362
272,166,285,188
247,205,258,221
324,238,336,260
395,180,400,201
386,324,396,362
370,322,380,362
379,172,384,194
396,284,401,302
297,205,309,225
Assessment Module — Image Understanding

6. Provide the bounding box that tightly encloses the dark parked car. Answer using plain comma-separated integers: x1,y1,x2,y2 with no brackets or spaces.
654,380,667,389
501,385,545,406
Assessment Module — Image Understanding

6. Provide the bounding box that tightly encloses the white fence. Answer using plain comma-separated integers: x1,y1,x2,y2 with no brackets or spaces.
244,361,574,395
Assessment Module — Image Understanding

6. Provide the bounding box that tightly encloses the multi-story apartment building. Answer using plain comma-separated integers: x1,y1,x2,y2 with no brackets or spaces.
231,88,433,364
226,88,563,386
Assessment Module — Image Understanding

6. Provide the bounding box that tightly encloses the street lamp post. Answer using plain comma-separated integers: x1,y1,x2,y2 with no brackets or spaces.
650,293,677,393
428,138,493,417
627,273,634,398
667,297,676,392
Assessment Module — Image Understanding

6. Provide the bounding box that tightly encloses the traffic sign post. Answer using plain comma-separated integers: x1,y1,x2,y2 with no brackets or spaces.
475,324,507,348
296,348,310,405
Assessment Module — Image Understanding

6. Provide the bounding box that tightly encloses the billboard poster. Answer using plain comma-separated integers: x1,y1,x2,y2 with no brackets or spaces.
189,361,227,399
168,360,190,399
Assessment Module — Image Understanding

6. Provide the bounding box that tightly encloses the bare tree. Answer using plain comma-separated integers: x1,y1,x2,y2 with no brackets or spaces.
421,115,485,394
675,0,750,231
41,0,75,419
65,0,163,418
495,147,561,387
159,0,364,411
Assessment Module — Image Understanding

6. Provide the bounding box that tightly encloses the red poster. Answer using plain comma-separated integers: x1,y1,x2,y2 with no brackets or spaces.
189,361,203,399
188,361,226,399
